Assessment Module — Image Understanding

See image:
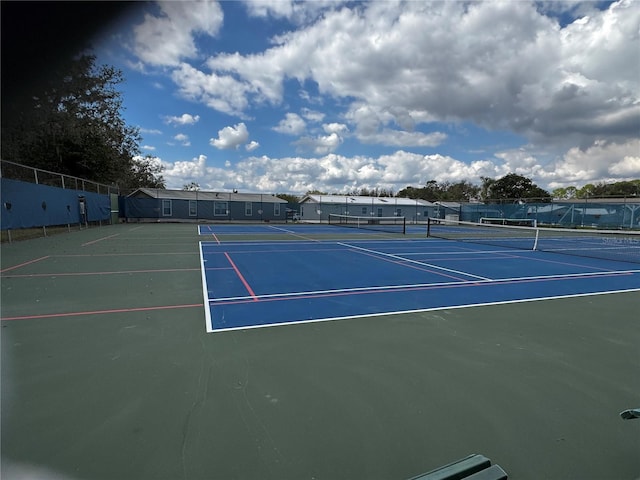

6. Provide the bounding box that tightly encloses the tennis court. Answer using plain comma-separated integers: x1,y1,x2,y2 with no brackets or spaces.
2,222,639,479
199,228,640,332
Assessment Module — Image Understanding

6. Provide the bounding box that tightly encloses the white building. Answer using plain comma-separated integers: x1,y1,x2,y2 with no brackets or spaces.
299,195,434,223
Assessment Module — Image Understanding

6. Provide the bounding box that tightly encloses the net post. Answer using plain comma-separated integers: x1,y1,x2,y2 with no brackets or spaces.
532,228,540,251
426,217,432,237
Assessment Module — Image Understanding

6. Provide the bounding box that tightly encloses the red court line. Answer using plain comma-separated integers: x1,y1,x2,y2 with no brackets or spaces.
54,252,199,257
2,267,201,278
224,252,259,301
0,256,50,273
212,233,221,244
0,303,204,322
82,233,120,246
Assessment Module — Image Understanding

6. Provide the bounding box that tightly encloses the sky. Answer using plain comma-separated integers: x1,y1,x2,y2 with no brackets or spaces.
86,0,639,195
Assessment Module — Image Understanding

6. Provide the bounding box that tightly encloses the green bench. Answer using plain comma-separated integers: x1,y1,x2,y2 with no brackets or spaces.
408,454,507,480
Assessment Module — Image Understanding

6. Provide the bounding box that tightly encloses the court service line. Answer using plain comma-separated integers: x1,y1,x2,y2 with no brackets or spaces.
0,303,205,322
224,252,259,301
338,242,492,281
209,288,640,333
0,256,50,273
208,269,636,304
82,233,120,246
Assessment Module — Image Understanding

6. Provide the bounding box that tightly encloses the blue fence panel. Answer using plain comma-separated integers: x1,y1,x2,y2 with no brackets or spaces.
459,200,640,229
1,178,110,230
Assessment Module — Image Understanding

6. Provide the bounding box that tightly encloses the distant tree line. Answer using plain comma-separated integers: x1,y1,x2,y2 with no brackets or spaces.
397,173,552,202
552,180,640,199
277,176,640,205
1,53,165,190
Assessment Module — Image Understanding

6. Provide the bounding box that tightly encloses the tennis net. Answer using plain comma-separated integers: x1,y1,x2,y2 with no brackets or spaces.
329,214,406,234
480,217,536,227
427,217,640,264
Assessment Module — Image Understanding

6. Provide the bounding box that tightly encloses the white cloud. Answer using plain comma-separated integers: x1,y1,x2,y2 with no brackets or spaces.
246,140,260,152
131,1,223,67
273,113,306,135
241,0,347,24
174,133,190,146
142,145,156,151
123,1,639,194
301,108,325,123
210,123,250,150
171,63,252,117
154,141,639,195
198,1,638,153
165,113,200,126
296,132,343,155
323,123,348,135
542,139,640,188
140,128,162,135
155,150,498,194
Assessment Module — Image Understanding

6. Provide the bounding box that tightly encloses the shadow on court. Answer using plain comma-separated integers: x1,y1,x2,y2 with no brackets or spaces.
2,223,639,480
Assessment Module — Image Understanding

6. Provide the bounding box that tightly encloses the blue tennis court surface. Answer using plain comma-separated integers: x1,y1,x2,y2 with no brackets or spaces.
198,222,428,237
199,231,640,332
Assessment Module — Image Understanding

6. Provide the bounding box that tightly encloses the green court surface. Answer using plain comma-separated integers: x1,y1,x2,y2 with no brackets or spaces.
1,223,639,480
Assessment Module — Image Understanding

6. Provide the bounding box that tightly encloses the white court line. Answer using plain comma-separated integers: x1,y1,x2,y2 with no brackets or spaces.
399,250,524,256
199,242,214,333
267,225,319,241
208,288,640,333
207,269,639,303
338,241,492,281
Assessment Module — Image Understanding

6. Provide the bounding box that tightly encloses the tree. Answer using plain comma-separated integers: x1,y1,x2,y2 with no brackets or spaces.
276,193,300,203
121,155,165,189
183,182,200,191
1,53,148,188
480,176,496,201
441,181,480,201
486,173,551,202
576,183,595,199
397,180,480,202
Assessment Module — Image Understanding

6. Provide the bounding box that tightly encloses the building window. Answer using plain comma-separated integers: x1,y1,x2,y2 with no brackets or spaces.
274,203,281,216
245,202,252,216
361,207,367,215
214,201,228,216
377,207,383,217
189,200,197,217
162,199,172,216
396,208,402,216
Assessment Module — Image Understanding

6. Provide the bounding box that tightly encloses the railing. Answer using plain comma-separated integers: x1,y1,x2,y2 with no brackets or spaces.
0,159,119,195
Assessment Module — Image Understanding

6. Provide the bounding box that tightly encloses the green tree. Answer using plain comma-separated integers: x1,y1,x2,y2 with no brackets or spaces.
183,182,200,191
1,54,153,188
276,193,300,203
487,173,550,202
441,181,480,201
576,183,595,198
123,155,165,190
480,176,496,201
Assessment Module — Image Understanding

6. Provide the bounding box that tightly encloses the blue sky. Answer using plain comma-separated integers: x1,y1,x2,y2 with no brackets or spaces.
91,0,639,195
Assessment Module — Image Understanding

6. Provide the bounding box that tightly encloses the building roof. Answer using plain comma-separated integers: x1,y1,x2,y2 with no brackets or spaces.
300,194,434,206
128,188,288,203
